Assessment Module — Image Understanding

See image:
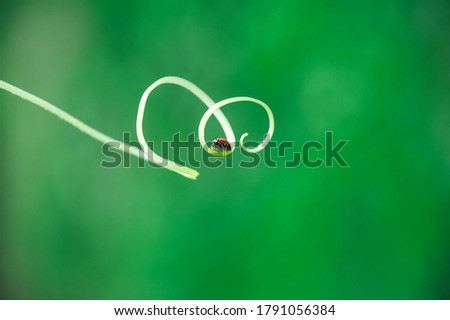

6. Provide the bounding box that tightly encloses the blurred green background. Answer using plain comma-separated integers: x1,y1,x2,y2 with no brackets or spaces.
1,0,449,299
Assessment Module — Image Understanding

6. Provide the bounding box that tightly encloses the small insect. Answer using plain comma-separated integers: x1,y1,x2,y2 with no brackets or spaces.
209,138,232,156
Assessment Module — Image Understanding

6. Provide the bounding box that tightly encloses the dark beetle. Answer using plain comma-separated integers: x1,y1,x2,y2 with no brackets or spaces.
211,138,231,152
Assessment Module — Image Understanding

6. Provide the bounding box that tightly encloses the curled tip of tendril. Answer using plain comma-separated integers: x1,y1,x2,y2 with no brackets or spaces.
0,77,274,180
198,96,275,155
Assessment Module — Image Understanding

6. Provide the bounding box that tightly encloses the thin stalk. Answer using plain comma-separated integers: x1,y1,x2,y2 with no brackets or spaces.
1,77,274,180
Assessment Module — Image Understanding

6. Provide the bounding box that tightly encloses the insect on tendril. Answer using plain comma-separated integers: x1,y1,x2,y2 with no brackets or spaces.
0,76,274,180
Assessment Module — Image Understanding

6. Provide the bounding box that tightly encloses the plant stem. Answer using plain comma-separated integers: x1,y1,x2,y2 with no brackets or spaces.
0,80,199,179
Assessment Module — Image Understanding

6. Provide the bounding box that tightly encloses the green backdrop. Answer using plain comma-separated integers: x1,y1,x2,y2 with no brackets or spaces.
1,0,449,299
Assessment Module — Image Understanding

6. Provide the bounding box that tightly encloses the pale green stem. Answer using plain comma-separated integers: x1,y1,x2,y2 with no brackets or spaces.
0,79,158,170
0,77,274,180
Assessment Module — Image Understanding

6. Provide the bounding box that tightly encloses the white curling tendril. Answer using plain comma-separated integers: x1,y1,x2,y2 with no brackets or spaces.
0,76,274,180
198,96,274,154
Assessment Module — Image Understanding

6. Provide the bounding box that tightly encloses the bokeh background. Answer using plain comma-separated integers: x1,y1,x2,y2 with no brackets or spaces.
1,0,449,299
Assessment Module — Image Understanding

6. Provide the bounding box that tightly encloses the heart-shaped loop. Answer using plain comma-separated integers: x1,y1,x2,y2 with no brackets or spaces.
136,76,275,179
136,76,236,179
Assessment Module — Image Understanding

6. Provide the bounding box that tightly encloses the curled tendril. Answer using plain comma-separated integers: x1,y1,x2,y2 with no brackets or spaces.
0,76,274,180
198,96,274,154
